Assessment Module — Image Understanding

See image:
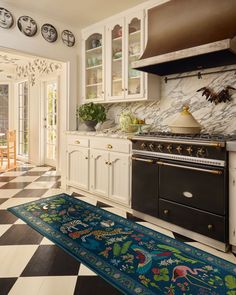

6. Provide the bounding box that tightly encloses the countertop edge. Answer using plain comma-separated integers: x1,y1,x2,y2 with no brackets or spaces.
64,130,134,140
227,141,236,152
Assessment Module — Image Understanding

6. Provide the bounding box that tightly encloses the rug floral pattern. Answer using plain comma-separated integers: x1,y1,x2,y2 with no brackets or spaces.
8,194,236,295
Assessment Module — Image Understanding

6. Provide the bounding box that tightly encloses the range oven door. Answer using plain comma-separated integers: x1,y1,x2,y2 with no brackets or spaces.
158,159,227,242
158,159,226,215
132,155,158,217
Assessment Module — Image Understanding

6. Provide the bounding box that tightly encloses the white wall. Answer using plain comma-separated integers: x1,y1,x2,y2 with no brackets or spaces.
0,2,79,130
0,2,80,178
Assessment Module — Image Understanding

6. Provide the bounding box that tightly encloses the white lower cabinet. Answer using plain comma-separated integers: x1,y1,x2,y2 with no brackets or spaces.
67,145,89,191
90,148,131,205
90,149,109,197
66,134,131,207
109,152,130,205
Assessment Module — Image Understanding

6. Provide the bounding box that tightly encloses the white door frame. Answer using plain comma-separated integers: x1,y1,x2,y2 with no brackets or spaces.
40,75,60,167
15,79,30,162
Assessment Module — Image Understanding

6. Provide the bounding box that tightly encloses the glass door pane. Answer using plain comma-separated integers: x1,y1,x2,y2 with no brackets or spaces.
85,33,103,100
18,81,29,157
0,84,9,145
44,81,57,166
111,25,123,97
128,18,141,96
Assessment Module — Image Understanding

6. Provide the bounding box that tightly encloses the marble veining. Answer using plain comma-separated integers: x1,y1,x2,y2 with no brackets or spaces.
106,65,236,134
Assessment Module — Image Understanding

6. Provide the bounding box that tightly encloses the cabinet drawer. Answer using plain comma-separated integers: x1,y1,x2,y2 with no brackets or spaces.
67,136,89,147
90,138,131,153
159,199,227,242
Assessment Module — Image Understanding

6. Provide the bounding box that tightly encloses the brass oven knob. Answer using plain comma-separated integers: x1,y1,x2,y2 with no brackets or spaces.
141,142,147,149
157,144,164,152
197,147,206,157
149,143,154,150
176,145,183,154
186,146,193,155
167,144,173,153
164,209,169,215
208,224,213,231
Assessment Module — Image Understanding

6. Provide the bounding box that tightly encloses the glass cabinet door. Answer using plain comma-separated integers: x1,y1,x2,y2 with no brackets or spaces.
111,24,124,98
85,33,104,100
126,16,143,98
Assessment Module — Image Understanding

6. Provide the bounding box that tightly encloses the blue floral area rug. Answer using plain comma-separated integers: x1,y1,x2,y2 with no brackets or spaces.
8,193,236,295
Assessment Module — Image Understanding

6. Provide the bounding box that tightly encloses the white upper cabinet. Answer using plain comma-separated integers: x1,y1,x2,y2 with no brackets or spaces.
126,13,145,99
81,9,160,103
82,27,105,102
106,12,146,101
106,18,125,100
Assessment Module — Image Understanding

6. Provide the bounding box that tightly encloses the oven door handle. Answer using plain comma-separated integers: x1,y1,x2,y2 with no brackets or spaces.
156,161,223,175
132,157,154,163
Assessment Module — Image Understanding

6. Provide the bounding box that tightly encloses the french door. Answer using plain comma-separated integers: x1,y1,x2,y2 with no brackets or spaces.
18,81,29,159
44,80,57,167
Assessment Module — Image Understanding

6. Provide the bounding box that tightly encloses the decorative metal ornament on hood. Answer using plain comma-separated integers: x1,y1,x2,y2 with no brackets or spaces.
132,0,236,76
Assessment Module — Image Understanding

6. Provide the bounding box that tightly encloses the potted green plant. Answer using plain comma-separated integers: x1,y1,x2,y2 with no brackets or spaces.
77,102,106,131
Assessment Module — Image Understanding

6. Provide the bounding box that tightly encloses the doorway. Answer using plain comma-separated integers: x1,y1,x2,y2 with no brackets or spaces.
44,79,58,167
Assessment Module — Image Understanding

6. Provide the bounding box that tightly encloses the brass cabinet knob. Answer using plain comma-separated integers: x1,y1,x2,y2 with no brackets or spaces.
105,161,109,165
75,140,80,144
107,144,113,149
208,224,213,231
164,209,169,215
108,162,112,165
85,157,88,160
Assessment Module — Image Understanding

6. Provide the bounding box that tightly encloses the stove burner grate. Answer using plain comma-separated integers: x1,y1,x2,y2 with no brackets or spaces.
137,132,236,142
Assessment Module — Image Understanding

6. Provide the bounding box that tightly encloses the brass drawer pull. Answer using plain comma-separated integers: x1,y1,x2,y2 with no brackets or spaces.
208,224,213,231
75,140,80,144
132,157,153,163
164,209,169,215
107,144,113,149
157,161,223,175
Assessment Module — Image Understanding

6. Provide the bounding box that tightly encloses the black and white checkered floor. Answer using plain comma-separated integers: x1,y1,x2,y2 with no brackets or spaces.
0,163,235,295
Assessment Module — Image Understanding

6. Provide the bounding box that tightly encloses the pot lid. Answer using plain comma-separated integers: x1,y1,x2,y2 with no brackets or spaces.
169,105,201,128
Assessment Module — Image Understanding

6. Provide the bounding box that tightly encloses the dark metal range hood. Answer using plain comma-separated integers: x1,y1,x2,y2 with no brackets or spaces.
132,0,236,76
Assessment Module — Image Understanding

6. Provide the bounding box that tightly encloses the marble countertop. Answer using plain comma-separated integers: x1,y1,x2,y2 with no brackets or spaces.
65,130,134,139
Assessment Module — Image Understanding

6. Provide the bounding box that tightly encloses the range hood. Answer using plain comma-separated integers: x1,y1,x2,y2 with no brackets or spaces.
132,0,236,76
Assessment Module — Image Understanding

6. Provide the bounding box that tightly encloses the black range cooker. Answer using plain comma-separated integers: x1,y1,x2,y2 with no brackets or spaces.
131,132,236,243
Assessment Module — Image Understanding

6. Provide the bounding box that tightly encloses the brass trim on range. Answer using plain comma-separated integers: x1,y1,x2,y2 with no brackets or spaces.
132,157,153,163
157,161,223,175
131,136,225,147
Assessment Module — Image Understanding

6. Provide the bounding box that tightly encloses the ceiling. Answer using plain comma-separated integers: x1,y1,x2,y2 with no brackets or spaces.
3,0,148,28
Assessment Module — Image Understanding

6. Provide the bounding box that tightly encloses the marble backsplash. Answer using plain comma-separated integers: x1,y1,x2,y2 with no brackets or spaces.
106,65,236,134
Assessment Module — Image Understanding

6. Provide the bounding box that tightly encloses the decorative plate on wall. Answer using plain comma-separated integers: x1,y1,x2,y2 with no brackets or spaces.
17,16,37,37
61,29,75,47
41,23,58,43
0,7,14,29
